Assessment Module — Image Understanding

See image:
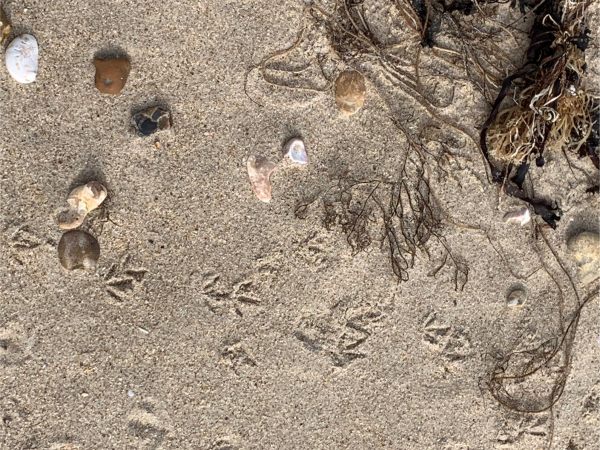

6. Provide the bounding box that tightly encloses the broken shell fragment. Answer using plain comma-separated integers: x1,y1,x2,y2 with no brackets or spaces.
57,181,107,230
335,70,366,116
283,138,308,165
58,230,100,271
247,155,277,203
94,56,131,95
5,34,38,84
132,106,172,136
567,231,600,285
503,207,530,226
0,5,11,45
506,287,527,307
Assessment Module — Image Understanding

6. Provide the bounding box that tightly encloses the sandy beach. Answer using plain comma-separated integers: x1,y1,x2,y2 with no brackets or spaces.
1,0,599,449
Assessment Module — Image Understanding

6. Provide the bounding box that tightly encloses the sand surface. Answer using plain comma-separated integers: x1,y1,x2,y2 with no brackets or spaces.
1,0,599,449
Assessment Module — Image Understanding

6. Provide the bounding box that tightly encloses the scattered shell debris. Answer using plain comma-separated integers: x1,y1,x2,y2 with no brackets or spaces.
57,181,108,230
503,207,531,226
58,230,100,271
506,286,527,307
283,137,308,165
334,70,366,116
0,4,11,45
5,34,38,84
247,155,277,203
94,56,131,95
567,231,599,285
132,106,172,136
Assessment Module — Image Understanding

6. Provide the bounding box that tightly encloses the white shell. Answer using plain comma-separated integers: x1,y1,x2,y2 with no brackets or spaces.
283,138,308,165
503,207,530,226
506,287,526,307
56,181,108,230
5,34,38,84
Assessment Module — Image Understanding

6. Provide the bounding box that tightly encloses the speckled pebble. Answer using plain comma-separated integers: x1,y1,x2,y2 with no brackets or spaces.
132,106,172,136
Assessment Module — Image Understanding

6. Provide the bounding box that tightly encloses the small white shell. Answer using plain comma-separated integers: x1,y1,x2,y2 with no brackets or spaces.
506,287,526,307
283,138,308,165
503,207,530,226
5,34,38,84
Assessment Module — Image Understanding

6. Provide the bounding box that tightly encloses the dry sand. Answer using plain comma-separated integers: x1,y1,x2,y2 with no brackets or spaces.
1,0,599,449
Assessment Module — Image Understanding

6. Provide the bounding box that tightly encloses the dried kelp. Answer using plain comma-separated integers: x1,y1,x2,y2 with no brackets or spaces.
487,285,598,413
296,151,468,288
480,0,598,227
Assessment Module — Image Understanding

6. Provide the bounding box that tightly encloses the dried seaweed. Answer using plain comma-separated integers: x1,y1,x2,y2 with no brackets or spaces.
486,223,599,413
480,0,598,227
487,285,598,413
296,150,468,288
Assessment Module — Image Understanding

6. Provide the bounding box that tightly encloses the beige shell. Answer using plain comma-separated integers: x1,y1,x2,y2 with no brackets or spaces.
247,156,277,203
567,231,599,285
57,181,107,230
58,230,100,271
335,70,366,116
0,5,11,45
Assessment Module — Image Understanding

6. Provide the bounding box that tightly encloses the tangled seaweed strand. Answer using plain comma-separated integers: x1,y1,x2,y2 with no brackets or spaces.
480,0,599,227
487,223,599,414
487,285,598,413
295,149,469,289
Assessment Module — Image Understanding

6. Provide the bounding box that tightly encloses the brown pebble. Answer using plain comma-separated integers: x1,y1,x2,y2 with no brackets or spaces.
335,70,366,116
94,57,130,95
58,230,100,271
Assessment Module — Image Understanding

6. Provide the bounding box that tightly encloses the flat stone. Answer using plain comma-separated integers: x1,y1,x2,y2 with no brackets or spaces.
567,231,600,285
94,57,130,95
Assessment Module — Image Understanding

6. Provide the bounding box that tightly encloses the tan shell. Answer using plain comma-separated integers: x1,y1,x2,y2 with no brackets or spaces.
58,230,100,271
335,70,366,116
247,156,277,203
0,5,11,46
567,231,599,285
57,181,107,230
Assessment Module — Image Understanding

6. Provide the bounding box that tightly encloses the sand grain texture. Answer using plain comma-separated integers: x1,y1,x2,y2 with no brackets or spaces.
1,1,599,449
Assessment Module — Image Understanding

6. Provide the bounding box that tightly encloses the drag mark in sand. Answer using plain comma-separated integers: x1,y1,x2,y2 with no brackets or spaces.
127,399,171,449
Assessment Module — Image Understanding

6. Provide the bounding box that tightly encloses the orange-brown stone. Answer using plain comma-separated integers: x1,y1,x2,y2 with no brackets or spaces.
94,57,130,95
